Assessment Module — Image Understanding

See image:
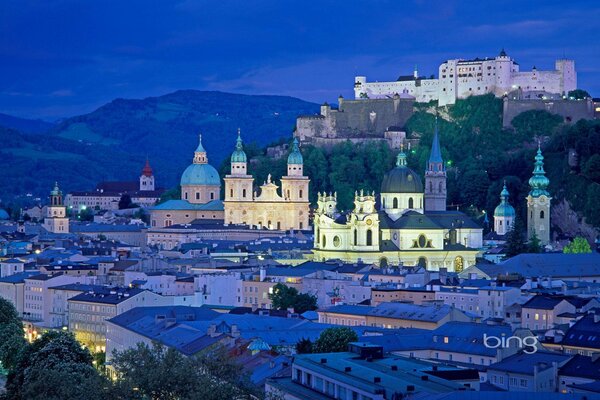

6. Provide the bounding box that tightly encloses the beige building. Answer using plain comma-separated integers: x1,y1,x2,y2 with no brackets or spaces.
43,183,69,234
224,131,310,231
150,135,225,228
312,133,482,271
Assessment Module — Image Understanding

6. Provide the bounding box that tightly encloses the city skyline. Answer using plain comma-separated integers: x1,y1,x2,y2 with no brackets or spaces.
1,0,599,119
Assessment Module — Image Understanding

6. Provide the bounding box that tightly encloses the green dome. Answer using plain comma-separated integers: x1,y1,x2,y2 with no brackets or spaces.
50,182,62,196
528,147,550,197
494,183,515,217
231,129,247,163
180,163,221,186
381,151,423,193
287,138,303,165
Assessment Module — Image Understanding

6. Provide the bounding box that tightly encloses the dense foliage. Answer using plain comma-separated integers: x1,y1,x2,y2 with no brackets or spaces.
268,283,318,314
312,327,359,353
563,236,592,254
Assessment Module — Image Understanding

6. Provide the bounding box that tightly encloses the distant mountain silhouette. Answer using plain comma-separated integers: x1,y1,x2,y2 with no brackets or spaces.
0,112,55,134
1,90,319,201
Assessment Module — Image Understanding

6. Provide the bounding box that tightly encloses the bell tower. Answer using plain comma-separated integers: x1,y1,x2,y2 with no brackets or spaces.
527,144,551,245
43,182,69,233
280,138,310,229
424,118,447,211
139,158,155,191
224,129,254,225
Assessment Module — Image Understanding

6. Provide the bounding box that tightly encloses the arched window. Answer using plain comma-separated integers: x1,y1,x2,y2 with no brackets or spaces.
540,210,545,219
382,198,386,208
242,189,247,198
322,235,327,248
230,189,233,198
366,229,373,246
429,181,433,192
418,257,427,268
299,189,303,199
439,181,443,193
184,192,188,200
408,198,414,209
210,192,214,200
353,229,358,246
195,192,200,200
393,198,398,208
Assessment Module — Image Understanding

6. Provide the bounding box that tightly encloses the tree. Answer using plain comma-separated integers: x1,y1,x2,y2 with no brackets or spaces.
109,343,256,400
568,89,591,100
0,298,27,371
583,154,600,183
504,217,527,257
295,338,313,354
6,331,106,400
118,194,133,209
313,327,358,353
157,186,181,204
460,169,490,210
269,283,317,313
511,110,562,141
563,236,592,254
527,232,542,253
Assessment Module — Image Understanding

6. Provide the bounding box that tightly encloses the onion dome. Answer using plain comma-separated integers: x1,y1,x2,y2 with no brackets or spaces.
287,138,303,165
381,149,423,193
50,182,62,196
494,182,516,217
528,145,550,197
231,128,247,163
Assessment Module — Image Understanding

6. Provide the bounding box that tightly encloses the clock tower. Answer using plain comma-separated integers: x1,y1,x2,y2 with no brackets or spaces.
526,145,551,245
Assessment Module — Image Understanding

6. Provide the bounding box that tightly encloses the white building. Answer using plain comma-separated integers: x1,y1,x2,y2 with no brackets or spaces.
354,50,576,106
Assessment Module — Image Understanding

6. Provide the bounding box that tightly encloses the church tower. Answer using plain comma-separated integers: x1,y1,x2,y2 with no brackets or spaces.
424,119,447,211
280,138,310,229
43,182,69,233
139,158,155,191
494,182,515,236
224,129,254,225
527,144,551,245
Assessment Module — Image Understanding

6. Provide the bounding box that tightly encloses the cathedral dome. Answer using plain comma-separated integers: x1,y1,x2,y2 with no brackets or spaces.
180,163,220,186
381,152,423,193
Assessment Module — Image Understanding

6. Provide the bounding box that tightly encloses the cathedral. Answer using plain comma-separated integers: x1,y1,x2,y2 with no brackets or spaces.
223,131,310,230
312,124,483,272
150,131,309,231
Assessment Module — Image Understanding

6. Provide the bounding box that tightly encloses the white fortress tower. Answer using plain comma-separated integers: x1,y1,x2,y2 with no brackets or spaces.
354,49,577,106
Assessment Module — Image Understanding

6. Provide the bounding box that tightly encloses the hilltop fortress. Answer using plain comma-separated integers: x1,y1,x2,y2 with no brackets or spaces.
354,50,576,106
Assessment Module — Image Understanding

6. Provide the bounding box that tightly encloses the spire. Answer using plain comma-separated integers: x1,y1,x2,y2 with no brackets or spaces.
429,116,443,164
142,157,153,177
396,144,407,167
494,180,515,218
231,128,247,163
528,143,550,197
413,64,418,79
193,134,208,164
287,138,303,165
50,182,61,196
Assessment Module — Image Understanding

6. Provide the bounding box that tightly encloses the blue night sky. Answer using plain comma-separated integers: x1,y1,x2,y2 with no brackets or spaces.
1,0,599,120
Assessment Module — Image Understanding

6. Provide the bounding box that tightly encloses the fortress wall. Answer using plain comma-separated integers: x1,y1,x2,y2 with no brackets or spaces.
503,98,594,128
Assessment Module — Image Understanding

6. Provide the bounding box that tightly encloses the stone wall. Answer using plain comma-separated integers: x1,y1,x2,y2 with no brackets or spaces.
295,96,414,146
502,97,594,128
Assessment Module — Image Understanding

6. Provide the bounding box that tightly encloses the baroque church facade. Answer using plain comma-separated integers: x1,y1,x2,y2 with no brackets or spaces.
150,132,309,231
312,124,483,272
223,132,310,230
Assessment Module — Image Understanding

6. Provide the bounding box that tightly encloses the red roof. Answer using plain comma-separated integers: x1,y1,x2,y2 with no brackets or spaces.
142,159,153,177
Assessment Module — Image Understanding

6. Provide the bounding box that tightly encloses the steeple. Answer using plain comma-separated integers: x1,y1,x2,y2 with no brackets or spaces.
288,138,303,165
494,181,515,229
193,134,208,164
428,117,444,166
231,128,247,164
528,143,550,197
142,157,153,177
424,117,447,212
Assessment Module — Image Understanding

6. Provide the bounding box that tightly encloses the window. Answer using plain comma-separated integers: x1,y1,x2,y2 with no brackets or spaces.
408,197,414,209
210,192,214,200
540,210,545,219
195,192,200,200
242,188,246,198
353,229,358,246
299,189,303,198
393,198,398,208
230,189,233,198
366,229,373,246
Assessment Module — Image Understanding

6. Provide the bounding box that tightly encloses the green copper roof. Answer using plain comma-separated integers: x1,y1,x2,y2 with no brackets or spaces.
494,183,515,218
231,128,247,163
180,163,220,186
381,150,423,194
396,149,407,167
528,145,550,197
50,182,62,196
287,138,303,165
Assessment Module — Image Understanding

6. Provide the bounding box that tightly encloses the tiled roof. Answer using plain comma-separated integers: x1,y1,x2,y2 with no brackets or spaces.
150,199,224,211
559,354,600,380
488,351,570,375
561,314,600,349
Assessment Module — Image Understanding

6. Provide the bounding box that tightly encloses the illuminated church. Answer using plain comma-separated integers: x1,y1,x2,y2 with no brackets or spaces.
311,124,483,272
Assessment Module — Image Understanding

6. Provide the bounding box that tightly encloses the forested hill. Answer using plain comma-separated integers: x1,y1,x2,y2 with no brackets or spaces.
0,91,319,202
240,94,600,236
